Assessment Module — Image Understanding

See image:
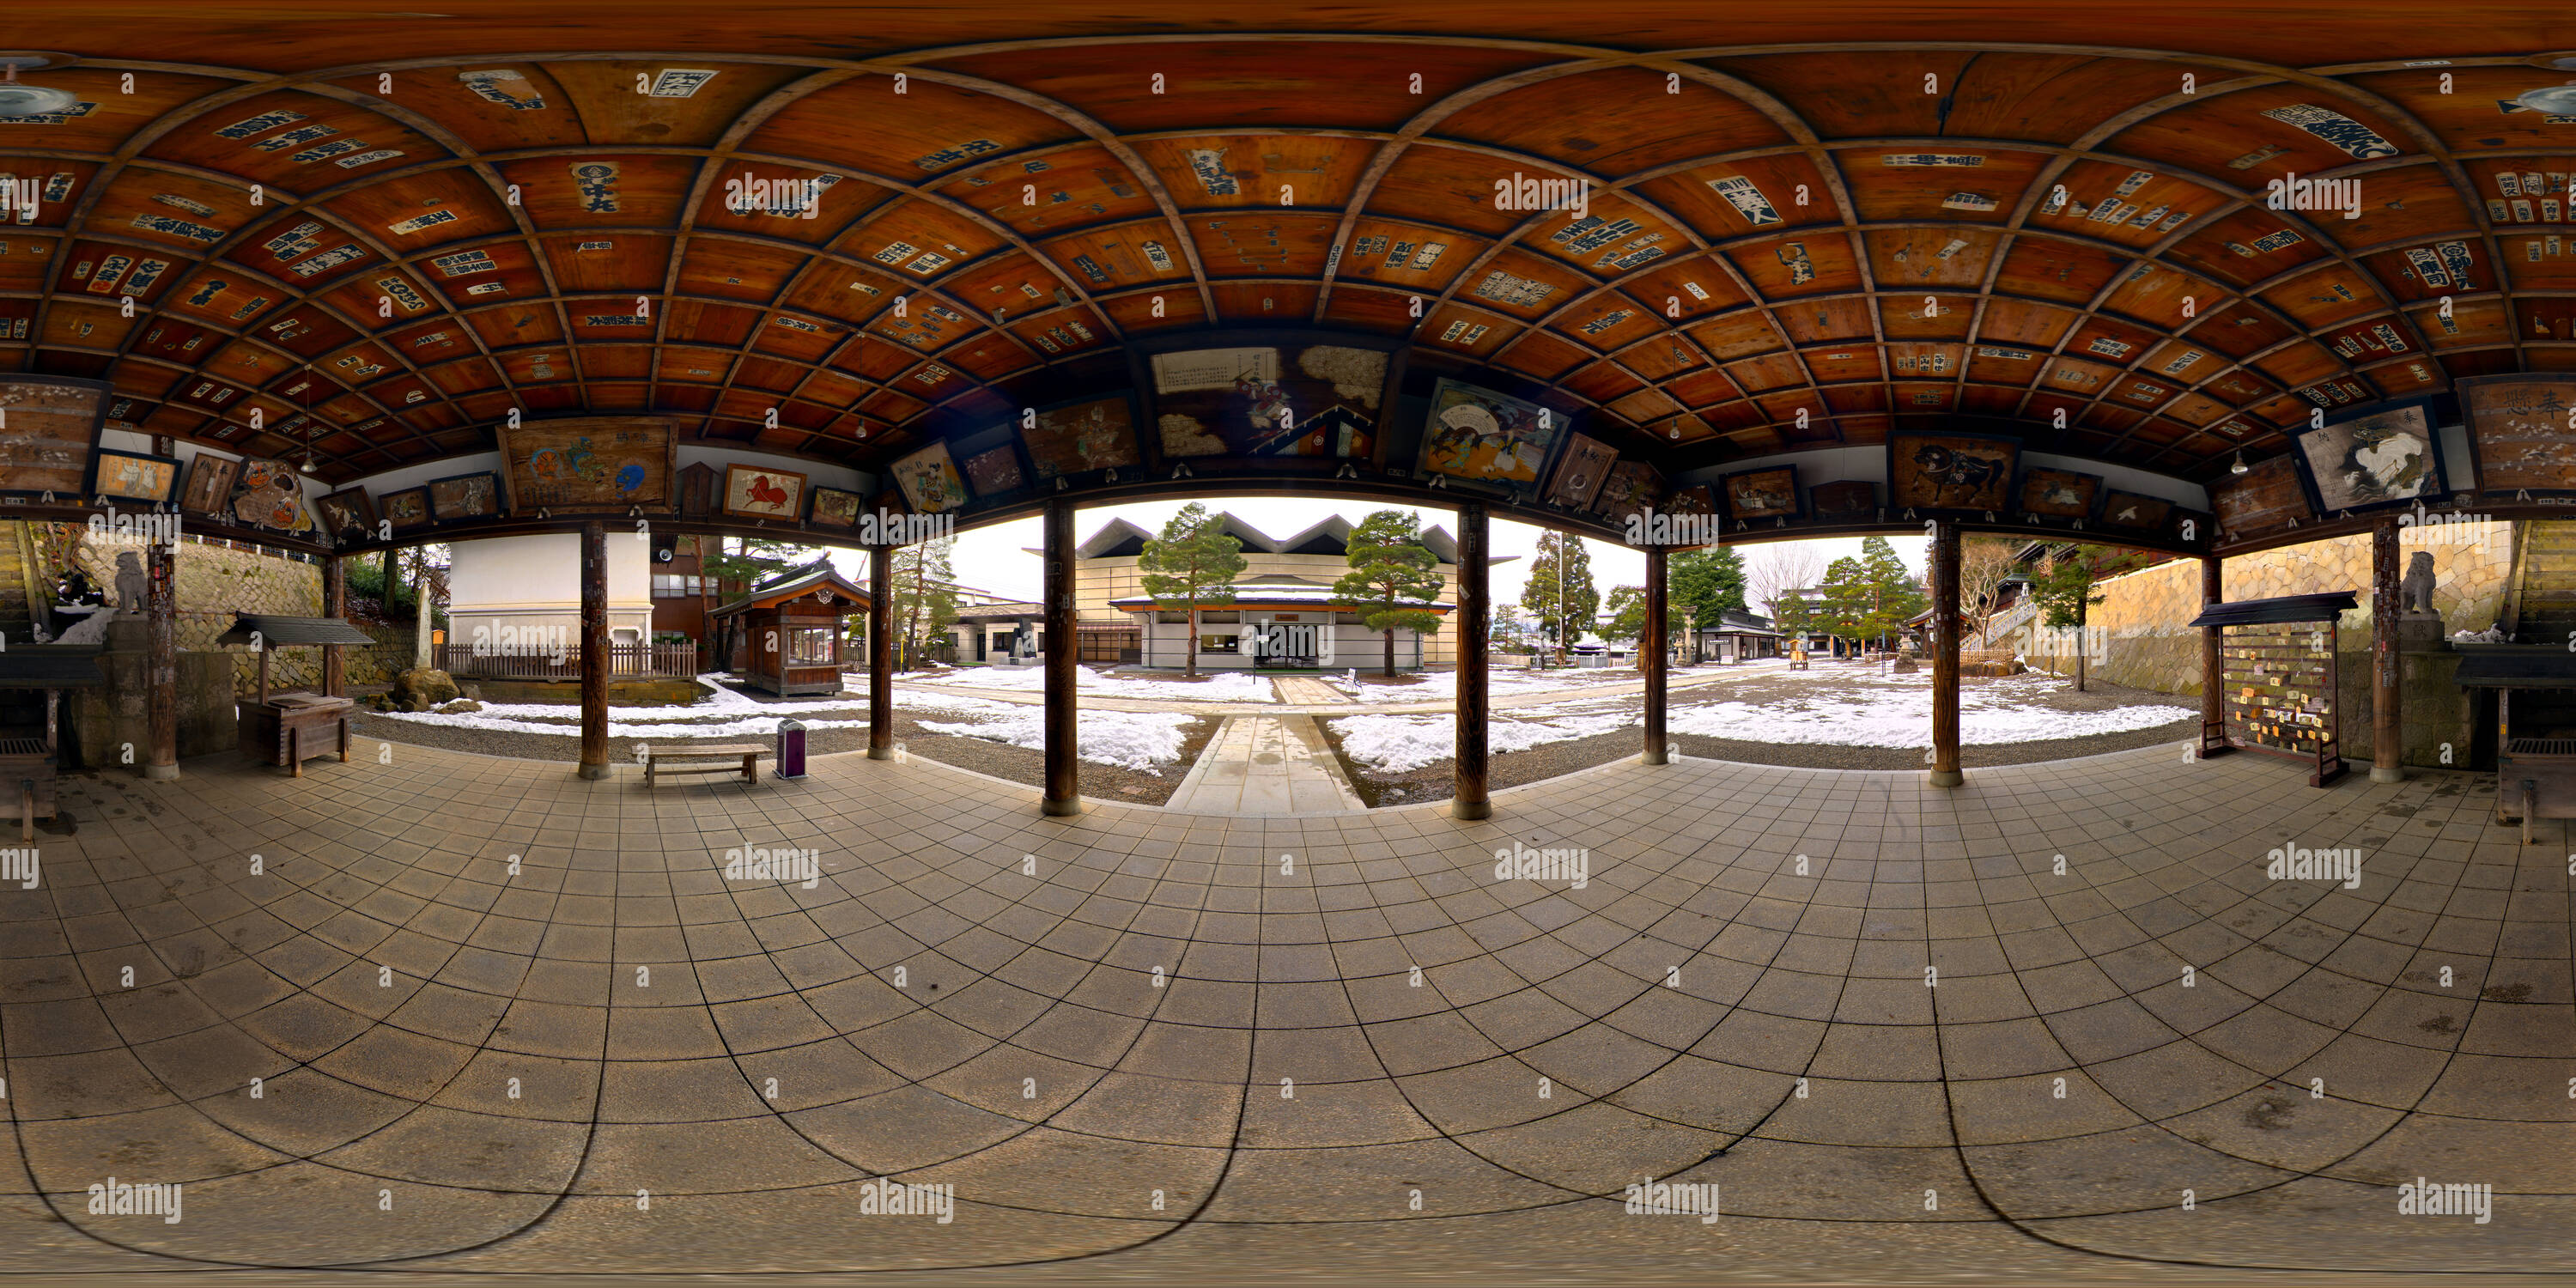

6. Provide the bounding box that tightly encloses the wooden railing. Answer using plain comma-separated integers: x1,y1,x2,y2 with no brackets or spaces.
434,641,702,679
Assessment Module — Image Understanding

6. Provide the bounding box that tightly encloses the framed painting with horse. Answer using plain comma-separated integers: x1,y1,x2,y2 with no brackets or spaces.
1888,431,2019,513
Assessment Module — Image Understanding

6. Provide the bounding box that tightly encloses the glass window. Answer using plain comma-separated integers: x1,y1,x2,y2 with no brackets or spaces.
787,626,835,665
1199,634,1239,653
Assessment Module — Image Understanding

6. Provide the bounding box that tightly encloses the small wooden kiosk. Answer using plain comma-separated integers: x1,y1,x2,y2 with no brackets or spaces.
2188,591,2355,787
709,566,870,696
0,650,104,840
2454,645,2576,844
218,613,374,775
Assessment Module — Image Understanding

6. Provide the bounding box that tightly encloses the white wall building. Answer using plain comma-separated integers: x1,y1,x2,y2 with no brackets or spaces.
1054,513,1508,668
1109,574,1450,671
445,533,653,655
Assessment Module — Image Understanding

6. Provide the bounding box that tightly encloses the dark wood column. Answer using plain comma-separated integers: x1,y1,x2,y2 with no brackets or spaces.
576,520,610,780
1454,502,1492,819
2371,518,2403,783
2198,555,2229,759
1042,499,1080,816
1642,544,1669,765
321,555,346,699
143,540,179,781
867,543,895,761
1929,520,1963,787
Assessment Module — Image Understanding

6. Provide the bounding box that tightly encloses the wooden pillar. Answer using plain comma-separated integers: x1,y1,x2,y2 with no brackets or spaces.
321,555,346,698
2198,555,2229,759
1454,503,1492,819
1042,499,1080,816
143,540,178,781
1642,544,1669,765
867,543,895,760
576,520,610,780
1929,520,1963,787
2371,518,2403,783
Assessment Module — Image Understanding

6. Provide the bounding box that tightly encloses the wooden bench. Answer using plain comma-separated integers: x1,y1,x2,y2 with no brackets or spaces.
0,735,52,843
641,743,767,786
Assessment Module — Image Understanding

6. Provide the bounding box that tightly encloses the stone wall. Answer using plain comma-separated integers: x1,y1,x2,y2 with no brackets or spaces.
2008,523,2515,754
69,534,417,695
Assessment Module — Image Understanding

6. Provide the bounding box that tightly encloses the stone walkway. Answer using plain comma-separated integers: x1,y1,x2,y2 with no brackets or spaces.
1269,676,1352,705
1165,714,1364,813
0,743,2568,1279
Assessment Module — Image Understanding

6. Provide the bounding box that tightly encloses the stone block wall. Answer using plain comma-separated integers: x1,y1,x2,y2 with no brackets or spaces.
69,534,417,695
2010,522,2515,723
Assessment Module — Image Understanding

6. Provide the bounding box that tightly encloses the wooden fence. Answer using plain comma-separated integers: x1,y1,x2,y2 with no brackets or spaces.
434,641,702,680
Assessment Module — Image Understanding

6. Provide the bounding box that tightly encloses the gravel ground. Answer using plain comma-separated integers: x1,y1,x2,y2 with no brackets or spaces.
1317,673,2200,806
352,668,2190,811
349,679,1219,805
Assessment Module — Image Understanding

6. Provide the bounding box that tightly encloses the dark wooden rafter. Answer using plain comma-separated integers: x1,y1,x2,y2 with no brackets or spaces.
0,34,2564,488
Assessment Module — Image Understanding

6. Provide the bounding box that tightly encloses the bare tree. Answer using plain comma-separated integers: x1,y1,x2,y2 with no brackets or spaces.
1744,544,1825,620
1957,537,2021,647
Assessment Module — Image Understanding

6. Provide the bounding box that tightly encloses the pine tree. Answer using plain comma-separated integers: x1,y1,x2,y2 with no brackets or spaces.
2032,543,2155,690
1601,584,1682,667
887,539,958,671
1520,532,1599,663
1138,502,1246,678
1331,509,1444,677
1856,536,1926,650
1816,555,1870,647
1668,546,1747,660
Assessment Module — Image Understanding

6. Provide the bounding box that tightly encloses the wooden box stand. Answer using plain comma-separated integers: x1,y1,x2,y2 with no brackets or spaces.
0,735,54,842
241,692,354,775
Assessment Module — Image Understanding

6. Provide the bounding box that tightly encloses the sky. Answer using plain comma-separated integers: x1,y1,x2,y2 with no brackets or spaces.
817,497,1929,618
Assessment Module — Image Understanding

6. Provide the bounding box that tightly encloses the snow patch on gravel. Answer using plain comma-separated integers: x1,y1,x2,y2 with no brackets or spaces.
1667,671,2193,748
914,708,1198,772
369,673,1193,769
911,665,1277,703
1331,696,1638,772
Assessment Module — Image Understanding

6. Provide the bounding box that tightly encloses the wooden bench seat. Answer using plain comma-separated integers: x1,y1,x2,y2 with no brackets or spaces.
641,743,768,786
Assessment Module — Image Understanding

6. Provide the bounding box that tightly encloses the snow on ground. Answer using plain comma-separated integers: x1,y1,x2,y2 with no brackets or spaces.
370,672,1195,769
1666,671,2193,748
907,665,1277,703
912,708,1197,773
1331,696,1639,773
1324,658,1786,701
1331,668,2192,770
1327,668,1601,701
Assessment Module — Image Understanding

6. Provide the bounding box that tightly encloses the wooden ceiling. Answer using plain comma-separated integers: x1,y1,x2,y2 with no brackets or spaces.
3,9,2573,488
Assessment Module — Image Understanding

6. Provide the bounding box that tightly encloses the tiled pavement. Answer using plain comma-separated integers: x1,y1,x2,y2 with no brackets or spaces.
1,738,2571,1281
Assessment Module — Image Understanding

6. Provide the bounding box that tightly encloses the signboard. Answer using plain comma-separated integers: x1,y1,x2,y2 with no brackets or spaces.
2221,622,2345,786
495,416,677,513
2460,375,2576,495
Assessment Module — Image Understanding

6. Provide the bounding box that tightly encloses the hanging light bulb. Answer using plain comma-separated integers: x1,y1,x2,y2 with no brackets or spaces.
2513,83,2576,114
2231,450,2250,475
0,58,80,119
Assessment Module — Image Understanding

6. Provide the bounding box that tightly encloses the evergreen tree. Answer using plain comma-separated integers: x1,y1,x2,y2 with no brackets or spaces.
1668,545,1747,660
2032,543,2156,690
887,538,958,671
1331,509,1445,677
1138,502,1246,678
702,537,811,595
1855,537,1926,649
1816,555,1870,646
1668,546,1748,623
1601,584,1683,667
1519,532,1599,662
